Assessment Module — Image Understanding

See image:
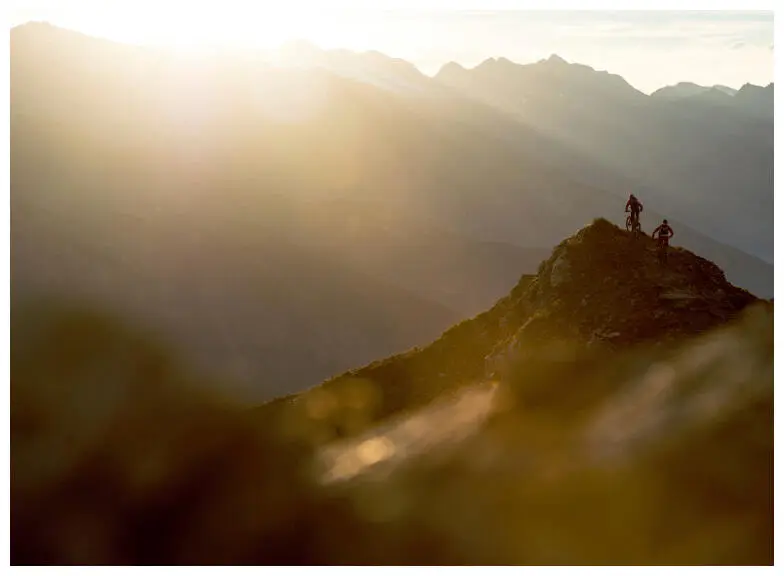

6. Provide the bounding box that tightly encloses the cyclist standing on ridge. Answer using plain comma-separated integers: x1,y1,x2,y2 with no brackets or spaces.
625,193,643,231
652,219,675,263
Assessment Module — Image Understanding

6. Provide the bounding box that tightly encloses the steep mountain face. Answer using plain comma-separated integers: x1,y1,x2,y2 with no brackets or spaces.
435,56,774,263
290,219,759,438
12,221,772,564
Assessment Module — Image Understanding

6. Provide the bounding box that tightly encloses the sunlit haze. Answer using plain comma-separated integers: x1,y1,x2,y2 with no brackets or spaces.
9,1,776,564
9,2,774,93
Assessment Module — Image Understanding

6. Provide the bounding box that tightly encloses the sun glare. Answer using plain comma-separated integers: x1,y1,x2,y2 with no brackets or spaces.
15,0,368,54
10,3,774,93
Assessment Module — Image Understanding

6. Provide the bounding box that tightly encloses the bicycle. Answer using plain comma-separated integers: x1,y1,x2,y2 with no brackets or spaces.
656,237,670,265
625,211,642,238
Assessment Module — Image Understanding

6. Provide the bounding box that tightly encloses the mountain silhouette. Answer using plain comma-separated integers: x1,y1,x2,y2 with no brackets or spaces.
651,81,737,100
12,220,772,564
439,53,646,104
651,81,772,118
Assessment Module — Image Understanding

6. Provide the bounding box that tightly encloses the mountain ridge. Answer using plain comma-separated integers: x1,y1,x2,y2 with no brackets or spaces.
11,22,774,95
274,219,760,441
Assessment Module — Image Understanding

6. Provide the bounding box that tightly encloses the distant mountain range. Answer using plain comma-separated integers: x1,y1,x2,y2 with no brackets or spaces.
10,22,774,400
258,41,774,261
651,82,738,99
433,54,773,262
651,80,774,117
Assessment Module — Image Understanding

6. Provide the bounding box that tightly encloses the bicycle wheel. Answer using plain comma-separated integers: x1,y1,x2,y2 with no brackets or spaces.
657,244,667,264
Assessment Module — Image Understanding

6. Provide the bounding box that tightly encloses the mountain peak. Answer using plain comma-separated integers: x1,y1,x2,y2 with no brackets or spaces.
545,53,568,65
312,218,758,436
435,61,470,83
484,218,756,353
475,57,505,69
651,82,710,99
737,82,771,92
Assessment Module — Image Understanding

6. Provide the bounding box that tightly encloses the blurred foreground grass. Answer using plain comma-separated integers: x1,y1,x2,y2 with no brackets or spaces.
11,299,773,564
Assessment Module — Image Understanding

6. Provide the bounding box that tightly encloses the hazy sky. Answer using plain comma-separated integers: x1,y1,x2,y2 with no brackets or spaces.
9,2,774,93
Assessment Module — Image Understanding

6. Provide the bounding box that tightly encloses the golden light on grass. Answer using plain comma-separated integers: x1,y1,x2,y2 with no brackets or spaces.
318,381,501,483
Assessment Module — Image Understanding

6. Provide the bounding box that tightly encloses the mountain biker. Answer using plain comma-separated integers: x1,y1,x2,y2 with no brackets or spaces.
652,219,674,249
625,193,643,228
